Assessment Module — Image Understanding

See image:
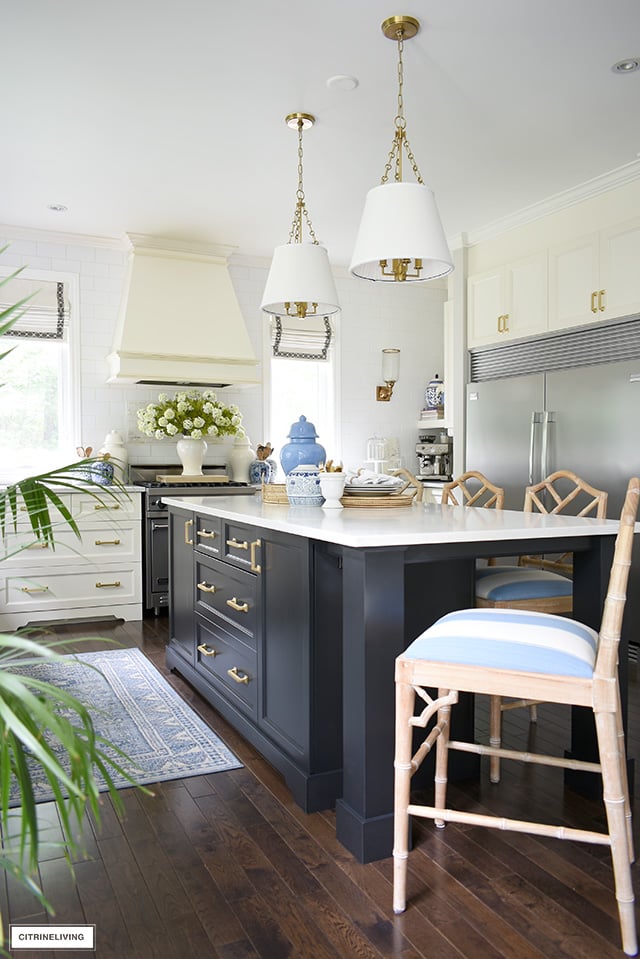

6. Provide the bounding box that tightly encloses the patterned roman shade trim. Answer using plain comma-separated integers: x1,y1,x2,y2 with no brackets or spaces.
271,315,332,360
2,278,68,340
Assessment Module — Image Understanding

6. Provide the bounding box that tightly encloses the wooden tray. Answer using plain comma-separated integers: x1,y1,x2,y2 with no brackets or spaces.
340,492,417,508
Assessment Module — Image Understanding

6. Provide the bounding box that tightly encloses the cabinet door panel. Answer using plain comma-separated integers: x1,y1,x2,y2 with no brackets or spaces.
506,253,547,339
259,532,310,762
548,233,599,330
600,217,640,320
467,269,504,347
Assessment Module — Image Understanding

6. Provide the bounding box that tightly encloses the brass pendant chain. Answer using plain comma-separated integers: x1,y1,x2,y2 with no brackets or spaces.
380,29,424,185
288,119,319,245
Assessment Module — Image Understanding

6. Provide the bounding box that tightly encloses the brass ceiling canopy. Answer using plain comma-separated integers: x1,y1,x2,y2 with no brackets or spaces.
381,14,419,41
285,112,315,130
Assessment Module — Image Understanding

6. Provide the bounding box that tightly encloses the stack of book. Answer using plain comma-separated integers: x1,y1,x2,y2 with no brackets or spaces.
419,407,445,421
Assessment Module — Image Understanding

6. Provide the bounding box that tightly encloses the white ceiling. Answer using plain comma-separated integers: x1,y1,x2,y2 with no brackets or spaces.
3,0,639,267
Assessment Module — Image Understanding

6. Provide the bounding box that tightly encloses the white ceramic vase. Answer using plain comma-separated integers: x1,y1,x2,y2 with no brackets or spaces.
176,436,207,475
319,472,346,509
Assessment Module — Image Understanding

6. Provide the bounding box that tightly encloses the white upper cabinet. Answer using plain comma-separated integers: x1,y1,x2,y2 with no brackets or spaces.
549,216,640,331
467,252,548,348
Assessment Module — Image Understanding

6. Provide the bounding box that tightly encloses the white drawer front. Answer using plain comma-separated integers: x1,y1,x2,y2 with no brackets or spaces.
73,491,141,520
0,564,141,612
3,523,141,568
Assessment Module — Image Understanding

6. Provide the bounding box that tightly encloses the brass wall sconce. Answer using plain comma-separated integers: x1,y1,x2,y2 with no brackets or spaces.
376,348,400,401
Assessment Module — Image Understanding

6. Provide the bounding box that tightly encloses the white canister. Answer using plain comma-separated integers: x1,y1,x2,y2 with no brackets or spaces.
229,434,256,483
100,430,129,483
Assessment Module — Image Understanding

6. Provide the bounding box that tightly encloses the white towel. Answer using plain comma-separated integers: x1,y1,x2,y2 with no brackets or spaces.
345,469,403,488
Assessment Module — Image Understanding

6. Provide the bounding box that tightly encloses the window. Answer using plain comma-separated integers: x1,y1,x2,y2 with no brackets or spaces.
266,314,340,469
0,268,79,483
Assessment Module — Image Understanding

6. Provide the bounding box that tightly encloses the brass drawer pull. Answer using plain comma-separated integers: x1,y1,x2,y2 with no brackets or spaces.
197,529,218,540
21,585,49,593
227,666,250,685
226,537,248,550
226,597,249,613
197,643,217,657
197,581,217,594
95,539,121,546
95,581,121,588
598,288,606,312
94,503,120,511
184,519,193,545
250,538,261,573
26,542,49,550
591,290,598,313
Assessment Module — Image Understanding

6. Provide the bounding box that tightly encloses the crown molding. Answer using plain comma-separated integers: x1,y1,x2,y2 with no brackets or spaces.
0,222,128,249
462,160,640,248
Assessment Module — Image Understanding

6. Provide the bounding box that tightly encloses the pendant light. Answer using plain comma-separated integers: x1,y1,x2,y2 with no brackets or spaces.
261,113,339,318
349,15,453,283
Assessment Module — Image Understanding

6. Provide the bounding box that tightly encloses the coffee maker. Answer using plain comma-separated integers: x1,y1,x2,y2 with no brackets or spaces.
415,433,453,481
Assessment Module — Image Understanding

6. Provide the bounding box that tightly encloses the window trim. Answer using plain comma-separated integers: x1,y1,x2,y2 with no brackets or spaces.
0,266,81,469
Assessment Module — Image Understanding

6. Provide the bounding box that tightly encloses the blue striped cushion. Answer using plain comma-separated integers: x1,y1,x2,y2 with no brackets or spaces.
402,608,598,678
475,565,572,601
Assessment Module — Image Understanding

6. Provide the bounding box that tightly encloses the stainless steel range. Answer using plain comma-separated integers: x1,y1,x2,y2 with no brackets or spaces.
130,465,257,615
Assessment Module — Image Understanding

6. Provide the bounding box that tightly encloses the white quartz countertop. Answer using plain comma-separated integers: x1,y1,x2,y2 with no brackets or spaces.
161,494,621,549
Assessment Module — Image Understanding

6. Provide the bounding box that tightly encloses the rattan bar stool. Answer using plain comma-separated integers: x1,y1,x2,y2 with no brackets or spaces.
475,469,609,781
393,477,639,956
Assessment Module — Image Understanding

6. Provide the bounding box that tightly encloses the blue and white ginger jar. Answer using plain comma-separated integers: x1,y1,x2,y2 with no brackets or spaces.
285,464,324,506
279,415,326,475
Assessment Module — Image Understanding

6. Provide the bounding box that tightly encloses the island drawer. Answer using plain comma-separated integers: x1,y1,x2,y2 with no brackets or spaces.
195,555,258,645
195,614,257,719
194,514,222,557
222,521,262,573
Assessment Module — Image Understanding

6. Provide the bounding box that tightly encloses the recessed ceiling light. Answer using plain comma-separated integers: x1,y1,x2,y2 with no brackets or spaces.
326,75,359,92
47,203,68,212
611,58,640,74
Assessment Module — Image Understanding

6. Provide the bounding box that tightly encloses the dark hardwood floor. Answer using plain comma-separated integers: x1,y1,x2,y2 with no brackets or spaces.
2,615,639,958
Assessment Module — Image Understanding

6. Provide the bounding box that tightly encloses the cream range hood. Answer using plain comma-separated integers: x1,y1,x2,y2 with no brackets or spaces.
107,234,260,387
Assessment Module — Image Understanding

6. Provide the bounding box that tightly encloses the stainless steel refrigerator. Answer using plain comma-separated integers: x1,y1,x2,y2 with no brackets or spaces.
467,358,640,515
467,357,640,642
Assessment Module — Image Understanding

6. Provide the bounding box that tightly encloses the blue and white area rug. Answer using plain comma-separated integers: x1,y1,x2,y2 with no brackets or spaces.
9,647,242,805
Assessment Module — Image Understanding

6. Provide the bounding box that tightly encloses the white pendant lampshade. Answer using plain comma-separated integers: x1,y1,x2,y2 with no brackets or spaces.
261,112,340,319
261,242,339,317
349,182,453,282
350,15,454,284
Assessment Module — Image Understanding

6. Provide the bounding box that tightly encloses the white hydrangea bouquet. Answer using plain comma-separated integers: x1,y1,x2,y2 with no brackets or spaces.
137,389,243,440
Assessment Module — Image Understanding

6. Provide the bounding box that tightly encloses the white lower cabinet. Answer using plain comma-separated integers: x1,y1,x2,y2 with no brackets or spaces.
0,491,142,630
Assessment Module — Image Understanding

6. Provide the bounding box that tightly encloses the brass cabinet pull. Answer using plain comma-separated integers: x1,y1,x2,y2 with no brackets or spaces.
497,313,510,334
226,537,248,550
21,585,49,593
26,542,49,550
598,288,606,312
197,529,217,540
197,581,217,594
591,290,598,313
184,518,193,545
95,581,121,588
227,666,250,685
250,538,261,573
94,539,121,546
197,643,217,657
94,503,120,511
226,597,249,613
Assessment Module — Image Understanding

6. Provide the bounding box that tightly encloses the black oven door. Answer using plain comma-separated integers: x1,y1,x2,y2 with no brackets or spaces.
145,514,170,613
